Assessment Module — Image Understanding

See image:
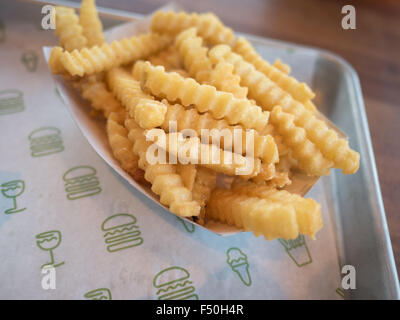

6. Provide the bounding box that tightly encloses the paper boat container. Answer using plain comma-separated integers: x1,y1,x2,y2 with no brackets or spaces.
43,10,346,236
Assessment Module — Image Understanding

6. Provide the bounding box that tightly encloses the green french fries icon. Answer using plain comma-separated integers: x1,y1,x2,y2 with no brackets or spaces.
278,235,312,267
0,89,25,115
63,166,101,200
226,247,252,287
29,127,64,157
101,213,143,253
21,50,38,72
84,288,112,300
153,266,198,300
36,230,64,269
0,19,5,43
1,180,26,214
177,217,195,233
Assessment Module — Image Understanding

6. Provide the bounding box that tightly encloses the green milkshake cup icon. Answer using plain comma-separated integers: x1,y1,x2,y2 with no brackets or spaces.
101,213,143,253
21,50,38,72
0,89,25,115
84,288,112,300
226,247,252,286
153,266,198,300
35,230,64,269
29,127,64,157
278,235,312,267
63,166,101,200
1,180,26,214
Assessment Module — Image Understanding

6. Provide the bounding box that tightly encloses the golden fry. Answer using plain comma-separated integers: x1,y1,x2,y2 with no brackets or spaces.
79,0,105,47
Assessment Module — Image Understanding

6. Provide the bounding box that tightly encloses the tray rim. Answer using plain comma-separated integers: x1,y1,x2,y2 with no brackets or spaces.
29,0,400,298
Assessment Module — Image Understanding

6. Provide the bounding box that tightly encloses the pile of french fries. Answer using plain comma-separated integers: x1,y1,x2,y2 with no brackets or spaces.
48,0,360,241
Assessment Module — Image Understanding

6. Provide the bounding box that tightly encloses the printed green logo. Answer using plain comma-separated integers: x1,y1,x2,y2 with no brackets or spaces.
29,127,64,157
35,230,64,269
63,166,101,200
0,19,5,43
0,89,25,115
336,287,345,299
177,217,195,233
1,179,26,214
55,88,65,105
278,235,312,267
153,266,199,300
101,213,143,253
226,247,252,286
84,288,112,300
21,50,38,72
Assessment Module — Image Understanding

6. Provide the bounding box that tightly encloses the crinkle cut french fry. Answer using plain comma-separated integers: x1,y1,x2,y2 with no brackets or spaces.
75,76,124,118
79,0,105,47
137,61,269,131
55,6,87,51
151,11,235,46
207,188,302,240
177,164,197,191
209,45,360,174
175,28,213,83
192,167,217,225
207,61,248,99
49,47,65,74
233,37,314,103
50,33,171,76
270,106,333,176
125,119,200,217
273,59,290,74
148,45,183,70
161,102,278,164
107,112,143,182
154,131,261,178
106,67,167,129
230,180,322,239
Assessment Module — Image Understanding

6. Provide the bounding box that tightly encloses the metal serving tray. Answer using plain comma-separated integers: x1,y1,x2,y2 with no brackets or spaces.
28,0,400,299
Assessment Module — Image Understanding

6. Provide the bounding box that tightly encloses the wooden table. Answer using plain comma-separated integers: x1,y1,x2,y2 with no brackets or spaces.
75,0,400,275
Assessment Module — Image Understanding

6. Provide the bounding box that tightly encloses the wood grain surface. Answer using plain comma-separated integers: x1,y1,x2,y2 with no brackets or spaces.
73,0,400,276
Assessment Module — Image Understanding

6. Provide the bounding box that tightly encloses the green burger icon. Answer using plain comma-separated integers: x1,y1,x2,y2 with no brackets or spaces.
101,213,143,253
0,89,25,115
63,165,101,200
28,126,64,157
153,266,198,300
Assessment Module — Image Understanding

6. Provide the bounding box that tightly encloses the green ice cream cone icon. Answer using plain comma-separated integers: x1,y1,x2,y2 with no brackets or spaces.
153,266,198,300
177,217,195,233
226,247,252,286
63,165,101,200
278,235,312,267
0,89,25,115
84,288,112,300
29,127,64,157
21,50,38,72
